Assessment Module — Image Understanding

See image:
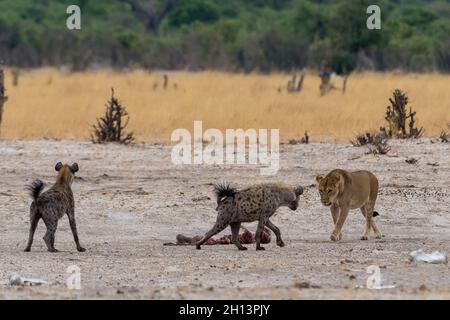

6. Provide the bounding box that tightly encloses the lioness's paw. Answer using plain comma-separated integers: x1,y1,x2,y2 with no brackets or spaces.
360,235,369,240
330,234,340,242
375,234,383,239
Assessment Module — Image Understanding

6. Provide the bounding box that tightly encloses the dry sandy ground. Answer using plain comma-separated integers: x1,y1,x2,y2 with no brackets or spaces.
0,139,449,299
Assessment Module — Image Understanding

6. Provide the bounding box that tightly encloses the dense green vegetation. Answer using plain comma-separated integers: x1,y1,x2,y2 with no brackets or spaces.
0,0,449,72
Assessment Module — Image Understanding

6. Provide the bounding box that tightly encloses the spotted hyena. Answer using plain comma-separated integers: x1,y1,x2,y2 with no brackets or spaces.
24,162,85,253
196,183,304,251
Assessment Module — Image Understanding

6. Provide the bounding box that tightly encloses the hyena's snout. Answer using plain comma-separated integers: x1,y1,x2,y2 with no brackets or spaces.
289,186,304,210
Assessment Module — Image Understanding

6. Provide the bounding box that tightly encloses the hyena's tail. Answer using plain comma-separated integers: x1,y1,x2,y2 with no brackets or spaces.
28,179,45,201
373,211,380,217
214,183,236,201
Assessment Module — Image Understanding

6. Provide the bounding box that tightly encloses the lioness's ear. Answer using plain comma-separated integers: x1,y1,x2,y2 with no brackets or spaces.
55,162,63,172
315,176,323,183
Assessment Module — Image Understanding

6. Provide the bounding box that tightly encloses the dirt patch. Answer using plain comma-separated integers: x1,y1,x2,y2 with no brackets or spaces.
0,139,449,299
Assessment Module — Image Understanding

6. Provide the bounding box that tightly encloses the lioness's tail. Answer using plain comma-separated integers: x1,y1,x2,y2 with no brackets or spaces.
28,179,45,201
373,211,379,217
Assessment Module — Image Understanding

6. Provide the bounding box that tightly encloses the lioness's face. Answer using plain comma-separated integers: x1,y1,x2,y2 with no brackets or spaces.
316,175,340,206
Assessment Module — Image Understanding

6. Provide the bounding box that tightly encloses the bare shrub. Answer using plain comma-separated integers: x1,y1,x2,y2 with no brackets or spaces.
351,132,374,147
440,130,449,143
384,89,423,138
300,130,309,144
288,131,309,145
0,65,8,134
352,130,390,155
366,134,391,155
91,88,134,144
287,70,305,94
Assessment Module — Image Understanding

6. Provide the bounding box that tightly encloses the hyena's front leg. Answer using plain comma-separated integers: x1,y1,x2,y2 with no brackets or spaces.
255,216,269,251
24,205,40,252
331,205,349,242
67,209,86,252
265,219,284,247
230,222,247,250
196,214,231,250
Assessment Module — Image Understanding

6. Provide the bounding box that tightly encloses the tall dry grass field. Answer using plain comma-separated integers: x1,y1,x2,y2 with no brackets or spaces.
2,68,449,142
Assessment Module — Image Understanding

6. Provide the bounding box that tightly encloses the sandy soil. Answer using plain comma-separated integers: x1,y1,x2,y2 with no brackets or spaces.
0,139,449,299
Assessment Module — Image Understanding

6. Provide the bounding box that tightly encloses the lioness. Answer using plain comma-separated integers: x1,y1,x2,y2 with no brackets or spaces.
316,169,382,241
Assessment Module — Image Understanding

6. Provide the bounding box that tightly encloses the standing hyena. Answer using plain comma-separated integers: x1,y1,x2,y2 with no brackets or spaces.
196,183,304,251
24,162,85,253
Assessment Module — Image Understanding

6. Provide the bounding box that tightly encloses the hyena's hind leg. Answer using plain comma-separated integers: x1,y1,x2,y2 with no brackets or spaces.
230,222,247,250
42,213,59,252
265,219,285,247
255,215,270,251
24,203,40,252
196,214,231,250
67,209,86,252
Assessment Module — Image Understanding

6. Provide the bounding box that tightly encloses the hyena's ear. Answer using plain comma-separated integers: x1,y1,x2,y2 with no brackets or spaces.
70,163,79,173
315,176,323,184
294,186,304,196
55,162,63,172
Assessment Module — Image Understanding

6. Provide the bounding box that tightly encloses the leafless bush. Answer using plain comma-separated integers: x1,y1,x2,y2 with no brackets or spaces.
287,70,305,94
384,89,423,138
12,68,19,86
352,129,390,154
288,131,309,145
440,130,449,143
91,88,134,144
0,65,8,134
351,132,374,147
366,134,391,155
300,130,309,144
351,128,389,146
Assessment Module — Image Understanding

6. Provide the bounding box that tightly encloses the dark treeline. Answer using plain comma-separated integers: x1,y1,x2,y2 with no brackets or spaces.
0,0,449,73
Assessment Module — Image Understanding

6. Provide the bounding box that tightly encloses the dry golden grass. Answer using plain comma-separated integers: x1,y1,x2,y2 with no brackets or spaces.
1,68,449,142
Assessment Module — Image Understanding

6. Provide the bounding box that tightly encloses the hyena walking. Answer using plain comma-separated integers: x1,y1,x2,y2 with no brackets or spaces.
25,162,85,253
196,183,304,251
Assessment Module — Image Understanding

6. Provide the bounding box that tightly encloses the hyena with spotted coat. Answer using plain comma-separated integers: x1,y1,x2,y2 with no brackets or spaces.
196,183,304,251
24,162,85,253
